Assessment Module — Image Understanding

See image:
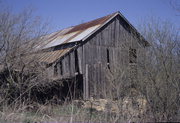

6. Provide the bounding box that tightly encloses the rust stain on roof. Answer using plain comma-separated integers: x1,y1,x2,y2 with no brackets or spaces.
31,11,149,64
35,12,117,50
65,14,114,34
33,12,118,64
36,47,73,64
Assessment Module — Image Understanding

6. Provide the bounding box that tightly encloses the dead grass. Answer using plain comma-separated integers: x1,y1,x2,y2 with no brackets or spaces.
0,98,151,123
0,102,105,123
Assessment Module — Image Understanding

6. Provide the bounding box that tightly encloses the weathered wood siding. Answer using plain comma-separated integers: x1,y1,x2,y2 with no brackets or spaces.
50,15,146,99
81,16,143,99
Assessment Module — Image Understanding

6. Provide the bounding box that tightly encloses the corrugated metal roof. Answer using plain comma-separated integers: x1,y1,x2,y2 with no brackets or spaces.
33,12,118,64
36,47,73,64
35,12,117,50
33,11,148,64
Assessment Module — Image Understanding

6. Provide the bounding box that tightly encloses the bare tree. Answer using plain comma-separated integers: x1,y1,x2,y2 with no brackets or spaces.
101,18,179,122
0,6,51,105
138,18,180,121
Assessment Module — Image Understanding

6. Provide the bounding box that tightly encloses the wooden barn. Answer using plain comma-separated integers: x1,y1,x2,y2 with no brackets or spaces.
34,12,149,100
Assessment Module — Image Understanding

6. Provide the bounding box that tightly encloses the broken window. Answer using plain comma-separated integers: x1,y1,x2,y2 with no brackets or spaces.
129,48,137,63
107,49,110,69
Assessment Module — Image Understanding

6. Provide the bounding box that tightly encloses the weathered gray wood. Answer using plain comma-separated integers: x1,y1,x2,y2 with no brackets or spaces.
77,47,83,74
50,15,145,99
85,64,89,99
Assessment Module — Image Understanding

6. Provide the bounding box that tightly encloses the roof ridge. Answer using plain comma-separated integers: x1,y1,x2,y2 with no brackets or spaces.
64,12,118,34
36,12,119,50
71,12,118,27
43,12,119,37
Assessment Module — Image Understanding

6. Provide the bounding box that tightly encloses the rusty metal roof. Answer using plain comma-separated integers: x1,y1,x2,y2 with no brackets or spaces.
33,12,118,64
36,47,73,64
35,12,117,50
33,11,148,64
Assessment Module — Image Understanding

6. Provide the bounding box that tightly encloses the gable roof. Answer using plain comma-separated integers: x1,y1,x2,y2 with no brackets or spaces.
34,11,149,64
35,12,117,50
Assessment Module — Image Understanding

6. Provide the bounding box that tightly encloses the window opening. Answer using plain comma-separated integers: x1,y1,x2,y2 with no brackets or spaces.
75,50,79,73
129,48,137,63
107,49,110,69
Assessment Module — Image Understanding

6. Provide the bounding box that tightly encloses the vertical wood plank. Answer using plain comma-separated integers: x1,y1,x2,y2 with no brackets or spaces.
85,64,89,99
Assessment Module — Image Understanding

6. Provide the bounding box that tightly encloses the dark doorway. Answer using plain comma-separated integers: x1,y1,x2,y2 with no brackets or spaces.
60,74,83,100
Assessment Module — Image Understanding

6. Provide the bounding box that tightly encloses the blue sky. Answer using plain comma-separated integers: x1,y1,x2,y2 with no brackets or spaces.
2,0,180,32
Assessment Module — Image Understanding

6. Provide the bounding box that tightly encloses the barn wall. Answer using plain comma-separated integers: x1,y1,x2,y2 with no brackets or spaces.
49,15,146,99
82,16,144,99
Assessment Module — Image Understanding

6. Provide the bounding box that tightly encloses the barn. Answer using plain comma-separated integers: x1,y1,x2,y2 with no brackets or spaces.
34,11,149,100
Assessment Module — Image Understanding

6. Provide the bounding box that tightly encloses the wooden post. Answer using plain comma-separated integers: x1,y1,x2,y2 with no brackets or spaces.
84,64,89,99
